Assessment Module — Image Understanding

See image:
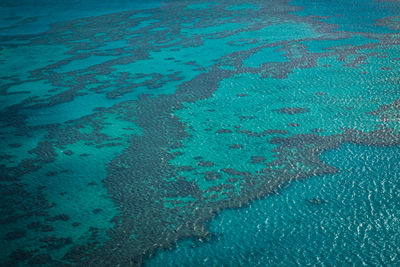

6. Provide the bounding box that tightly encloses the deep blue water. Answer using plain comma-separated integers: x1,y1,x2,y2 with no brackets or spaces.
1,0,400,266
0,0,162,35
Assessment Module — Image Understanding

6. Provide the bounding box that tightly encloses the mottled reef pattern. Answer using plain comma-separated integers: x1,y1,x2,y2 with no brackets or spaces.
1,0,400,265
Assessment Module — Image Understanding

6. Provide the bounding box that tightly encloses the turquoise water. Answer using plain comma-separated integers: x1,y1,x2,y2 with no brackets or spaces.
147,144,400,266
1,0,400,266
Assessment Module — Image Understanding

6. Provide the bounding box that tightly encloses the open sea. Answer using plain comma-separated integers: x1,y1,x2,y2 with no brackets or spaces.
1,0,400,266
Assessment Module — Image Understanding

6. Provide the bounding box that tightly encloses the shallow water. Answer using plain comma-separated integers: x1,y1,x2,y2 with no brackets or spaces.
1,0,399,266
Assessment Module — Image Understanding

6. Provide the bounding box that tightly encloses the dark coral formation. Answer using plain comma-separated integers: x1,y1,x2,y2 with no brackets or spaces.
197,161,215,167
45,214,70,222
216,129,233,133
5,230,27,241
0,0,399,266
29,254,52,265
229,144,243,149
249,156,266,164
204,171,222,181
273,107,310,115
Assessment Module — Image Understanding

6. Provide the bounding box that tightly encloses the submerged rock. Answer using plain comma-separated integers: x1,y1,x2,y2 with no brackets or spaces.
307,198,328,205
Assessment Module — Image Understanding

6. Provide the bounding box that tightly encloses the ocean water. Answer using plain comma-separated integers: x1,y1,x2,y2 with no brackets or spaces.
147,144,400,266
1,0,399,266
